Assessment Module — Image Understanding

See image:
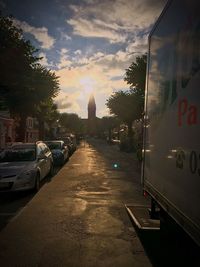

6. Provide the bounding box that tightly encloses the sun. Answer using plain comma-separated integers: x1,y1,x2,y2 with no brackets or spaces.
80,76,95,94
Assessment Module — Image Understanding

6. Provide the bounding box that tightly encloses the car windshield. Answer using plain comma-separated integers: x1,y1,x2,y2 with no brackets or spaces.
46,142,61,150
0,149,36,162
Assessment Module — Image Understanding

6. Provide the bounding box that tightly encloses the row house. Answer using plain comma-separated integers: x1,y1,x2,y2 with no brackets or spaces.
25,117,39,143
0,112,40,149
0,111,15,149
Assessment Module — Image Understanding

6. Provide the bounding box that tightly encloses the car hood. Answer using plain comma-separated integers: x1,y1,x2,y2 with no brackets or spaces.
0,162,35,178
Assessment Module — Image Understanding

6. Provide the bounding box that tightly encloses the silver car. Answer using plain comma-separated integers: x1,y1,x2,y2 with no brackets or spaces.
0,141,53,192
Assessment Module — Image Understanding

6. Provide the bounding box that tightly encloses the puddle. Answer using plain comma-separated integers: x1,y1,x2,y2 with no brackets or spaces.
86,207,123,236
57,198,87,216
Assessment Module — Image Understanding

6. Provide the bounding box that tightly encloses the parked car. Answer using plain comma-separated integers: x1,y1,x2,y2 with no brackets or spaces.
61,134,77,154
68,134,77,152
44,140,69,165
0,141,53,192
60,137,74,156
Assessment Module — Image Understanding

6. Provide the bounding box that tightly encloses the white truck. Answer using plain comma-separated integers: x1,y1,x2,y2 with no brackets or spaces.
142,0,200,246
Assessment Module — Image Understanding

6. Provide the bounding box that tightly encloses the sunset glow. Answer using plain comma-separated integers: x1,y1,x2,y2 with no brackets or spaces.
80,76,95,95
2,0,167,118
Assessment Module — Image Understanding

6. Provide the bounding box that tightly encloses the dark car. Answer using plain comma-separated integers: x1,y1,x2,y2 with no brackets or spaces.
61,135,77,154
60,137,74,156
0,141,53,192
67,134,77,152
44,140,69,165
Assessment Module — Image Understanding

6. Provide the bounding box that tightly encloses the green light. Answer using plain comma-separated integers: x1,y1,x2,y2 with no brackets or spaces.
114,163,118,168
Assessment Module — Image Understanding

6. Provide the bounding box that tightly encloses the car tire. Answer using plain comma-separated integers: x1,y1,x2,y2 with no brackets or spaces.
34,173,40,192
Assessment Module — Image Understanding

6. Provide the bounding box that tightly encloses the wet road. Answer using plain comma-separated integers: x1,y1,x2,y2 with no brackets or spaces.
0,139,199,267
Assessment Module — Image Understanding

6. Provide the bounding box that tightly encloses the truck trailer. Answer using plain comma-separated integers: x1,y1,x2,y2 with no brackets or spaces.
142,0,200,246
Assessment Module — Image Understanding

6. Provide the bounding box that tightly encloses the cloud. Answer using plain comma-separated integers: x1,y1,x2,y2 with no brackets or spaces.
67,0,167,43
67,17,127,43
59,30,72,41
57,48,72,69
55,92,72,110
13,19,55,49
55,91,81,114
39,52,49,66
61,33,72,41
126,34,148,55
74,50,82,55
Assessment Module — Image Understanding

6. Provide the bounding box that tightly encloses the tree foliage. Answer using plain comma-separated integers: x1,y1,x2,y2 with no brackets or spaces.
0,14,60,141
0,14,39,113
59,113,83,134
101,116,120,142
124,54,147,97
106,91,143,127
106,55,147,151
35,99,60,139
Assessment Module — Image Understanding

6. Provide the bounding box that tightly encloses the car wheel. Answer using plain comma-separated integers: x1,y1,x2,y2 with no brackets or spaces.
34,173,40,192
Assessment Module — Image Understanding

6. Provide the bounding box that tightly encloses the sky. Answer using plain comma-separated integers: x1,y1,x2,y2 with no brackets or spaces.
1,0,167,118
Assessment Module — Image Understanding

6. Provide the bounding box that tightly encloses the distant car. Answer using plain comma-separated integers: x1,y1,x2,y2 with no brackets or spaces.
60,137,74,156
0,141,53,192
44,140,69,165
68,134,77,152
62,134,77,153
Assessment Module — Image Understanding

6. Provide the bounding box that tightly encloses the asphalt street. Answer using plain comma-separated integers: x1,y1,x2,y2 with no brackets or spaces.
0,139,199,267
0,139,151,267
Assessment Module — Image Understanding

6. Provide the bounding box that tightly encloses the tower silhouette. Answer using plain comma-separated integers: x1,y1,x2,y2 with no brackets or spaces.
88,94,96,120
87,94,97,136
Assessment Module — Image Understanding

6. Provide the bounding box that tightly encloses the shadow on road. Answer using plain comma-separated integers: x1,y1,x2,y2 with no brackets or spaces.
137,227,200,267
0,165,61,231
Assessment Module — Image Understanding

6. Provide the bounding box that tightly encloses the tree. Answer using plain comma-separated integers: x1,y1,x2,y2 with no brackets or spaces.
123,54,147,156
59,113,83,134
0,14,60,141
0,14,40,112
106,90,143,137
124,54,147,97
35,99,60,140
14,65,60,141
101,116,120,143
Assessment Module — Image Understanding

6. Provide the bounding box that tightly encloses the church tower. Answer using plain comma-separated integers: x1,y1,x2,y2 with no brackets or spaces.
88,94,96,119
87,94,97,136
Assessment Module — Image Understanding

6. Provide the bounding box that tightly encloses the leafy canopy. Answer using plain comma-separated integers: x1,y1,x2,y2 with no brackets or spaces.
59,113,83,133
0,14,60,116
106,90,143,125
124,54,147,97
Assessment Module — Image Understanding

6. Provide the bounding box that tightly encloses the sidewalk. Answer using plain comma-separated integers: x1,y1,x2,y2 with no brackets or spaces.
0,140,152,267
